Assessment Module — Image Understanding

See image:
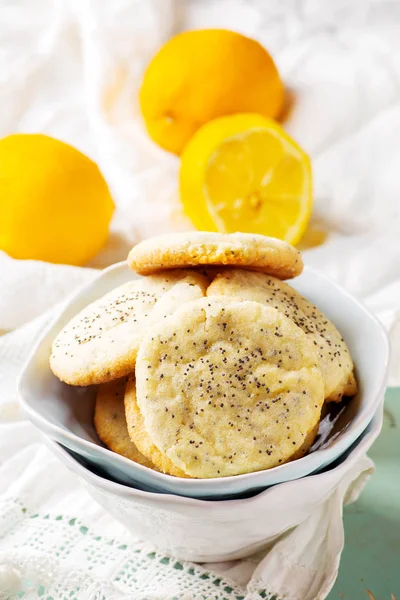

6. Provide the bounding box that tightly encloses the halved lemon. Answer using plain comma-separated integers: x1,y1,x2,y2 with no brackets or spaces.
180,114,312,244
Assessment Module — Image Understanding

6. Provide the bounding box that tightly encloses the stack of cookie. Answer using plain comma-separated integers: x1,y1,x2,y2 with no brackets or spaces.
50,232,357,479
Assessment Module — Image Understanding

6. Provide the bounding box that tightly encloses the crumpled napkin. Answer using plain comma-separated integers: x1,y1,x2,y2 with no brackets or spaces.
0,414,375,600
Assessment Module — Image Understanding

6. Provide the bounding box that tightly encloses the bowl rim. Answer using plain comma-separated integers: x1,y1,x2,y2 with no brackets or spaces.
43,406,383,507
18,261,390,490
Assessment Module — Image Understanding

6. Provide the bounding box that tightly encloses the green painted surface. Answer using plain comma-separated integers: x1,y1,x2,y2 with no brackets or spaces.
328,388,400,600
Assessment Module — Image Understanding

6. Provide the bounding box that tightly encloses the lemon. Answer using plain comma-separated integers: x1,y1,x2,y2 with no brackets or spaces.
0,134,114,265
180,114,312,245
140,29,284,155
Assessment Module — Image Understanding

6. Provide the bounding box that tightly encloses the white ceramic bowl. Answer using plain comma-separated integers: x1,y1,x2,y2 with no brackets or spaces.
43,408,383,562
19,262,389,498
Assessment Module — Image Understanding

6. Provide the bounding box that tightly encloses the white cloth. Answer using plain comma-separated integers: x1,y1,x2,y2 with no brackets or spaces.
0,0,397,598
0,419,374,600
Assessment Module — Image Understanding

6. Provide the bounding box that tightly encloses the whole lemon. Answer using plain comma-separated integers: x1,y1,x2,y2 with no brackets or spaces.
139,29,284,155
0,134,114,265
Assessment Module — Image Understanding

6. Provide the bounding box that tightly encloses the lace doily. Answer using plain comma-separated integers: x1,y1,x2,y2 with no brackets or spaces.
0,495,252,600
0,431,374,600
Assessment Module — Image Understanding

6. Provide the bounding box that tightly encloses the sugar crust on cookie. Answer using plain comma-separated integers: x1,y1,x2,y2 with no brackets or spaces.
207,269,356,402
50,270,208,386
135,297,324,478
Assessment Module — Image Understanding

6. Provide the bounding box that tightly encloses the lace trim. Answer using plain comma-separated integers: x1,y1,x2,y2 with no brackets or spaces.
0,495,274,600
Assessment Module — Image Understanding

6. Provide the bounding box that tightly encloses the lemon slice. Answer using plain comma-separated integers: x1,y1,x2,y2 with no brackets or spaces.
180,114,312,244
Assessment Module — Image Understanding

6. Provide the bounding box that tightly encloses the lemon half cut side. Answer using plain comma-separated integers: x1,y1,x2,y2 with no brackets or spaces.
180,114,312,245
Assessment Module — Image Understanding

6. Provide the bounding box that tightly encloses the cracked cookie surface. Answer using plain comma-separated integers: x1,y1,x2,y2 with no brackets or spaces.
207,269,356,401
135,297,324,478
50,270,208,385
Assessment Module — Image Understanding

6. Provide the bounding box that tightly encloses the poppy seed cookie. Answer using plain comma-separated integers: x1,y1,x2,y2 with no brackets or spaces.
207,269,356,402
135,297,324,478
50,270,208,385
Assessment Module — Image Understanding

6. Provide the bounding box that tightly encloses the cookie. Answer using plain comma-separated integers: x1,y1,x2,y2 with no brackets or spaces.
124,376,188,478
135,297,324,478
128,231,303,279
94,378,154,468
207,269,357,402
290,421,319,461
50,270,208,386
